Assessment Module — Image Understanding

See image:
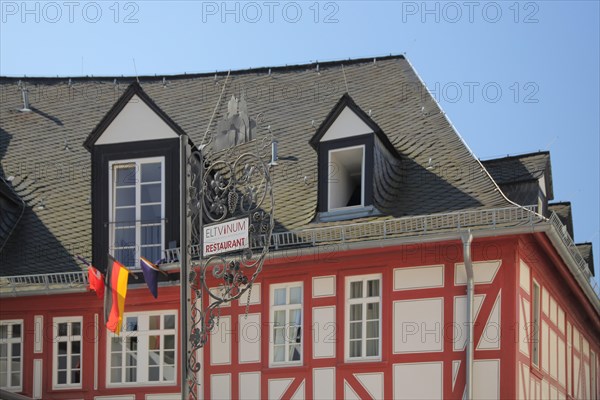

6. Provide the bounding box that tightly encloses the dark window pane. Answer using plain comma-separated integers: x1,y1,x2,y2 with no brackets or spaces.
58,342,67,354
111,367,121,383
350,281,362,299
0,344,6,357
71,355,80,370
58,355,66,369
141,204,162,222
164,315,175,330
141,183,161,203
111,353,122,367
149,315,160,330
148,366,159,381
350,322,362,339
71,369,80,384
349,340,361,357
11,325,20,339
72,322,81,336
58,323,67,336
57,371,67,384
0,325,7,339
71,341,80,354
366,339,379,356
11,372,20,387
141,226,161,245
115,208,136,224
111,337,122,352
115,228,135,246
11,343,19,357
366,303,379,320
148,351,159,366
125,367,136,382
115,167,136,186
366,321,379,339
350,304,362,321
164,350,175,366
116,187,135,207
367,280,379,297
141,163,161,183
148,335,160,351
126,317,138,332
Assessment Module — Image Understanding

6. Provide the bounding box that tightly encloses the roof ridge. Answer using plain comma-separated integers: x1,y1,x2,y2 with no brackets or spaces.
0,54,405,81
481,150,550,162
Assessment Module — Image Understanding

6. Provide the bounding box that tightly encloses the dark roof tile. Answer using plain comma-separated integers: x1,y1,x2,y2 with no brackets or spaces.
1,56,514,275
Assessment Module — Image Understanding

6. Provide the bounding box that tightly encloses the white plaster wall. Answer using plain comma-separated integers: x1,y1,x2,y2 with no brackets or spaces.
95,95,178,145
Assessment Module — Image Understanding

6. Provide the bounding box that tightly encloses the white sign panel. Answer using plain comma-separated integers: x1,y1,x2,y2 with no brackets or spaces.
203,218,249,257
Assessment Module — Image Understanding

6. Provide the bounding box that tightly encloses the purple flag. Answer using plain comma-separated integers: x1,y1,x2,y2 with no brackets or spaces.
140,257,161,298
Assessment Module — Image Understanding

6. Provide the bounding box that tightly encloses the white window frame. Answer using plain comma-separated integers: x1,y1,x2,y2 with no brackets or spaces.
531,280,541,368
52,317,83,390
327,145,365,211
106,310,177,387
591,351,598,400
0,319,23,392
269,282,303,367
108,156,165,268
345,274,382,362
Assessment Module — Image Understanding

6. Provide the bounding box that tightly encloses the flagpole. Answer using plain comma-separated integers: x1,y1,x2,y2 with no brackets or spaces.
180,134,190,399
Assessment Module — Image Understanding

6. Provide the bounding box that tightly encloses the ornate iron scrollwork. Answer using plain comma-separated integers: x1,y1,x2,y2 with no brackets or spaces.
184,96,274,399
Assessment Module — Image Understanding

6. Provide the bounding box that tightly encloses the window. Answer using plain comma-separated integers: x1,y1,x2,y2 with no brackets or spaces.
532,281,540,367
0,320,22,391
270,283,303,365
109,157,164,268
346,275,381,360
328,146,365,210
108,311,176,386
53,317,82,389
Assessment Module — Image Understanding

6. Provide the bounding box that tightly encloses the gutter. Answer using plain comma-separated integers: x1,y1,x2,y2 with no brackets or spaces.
461,230,474,400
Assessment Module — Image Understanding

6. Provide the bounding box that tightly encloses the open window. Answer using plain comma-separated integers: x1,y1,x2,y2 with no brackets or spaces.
328,145,365,210
311,94,402,222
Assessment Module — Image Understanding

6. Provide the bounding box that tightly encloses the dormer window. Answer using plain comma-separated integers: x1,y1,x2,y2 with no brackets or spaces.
311,94,402,222
84,82,184,271
109,158,164,267
328,145,365,210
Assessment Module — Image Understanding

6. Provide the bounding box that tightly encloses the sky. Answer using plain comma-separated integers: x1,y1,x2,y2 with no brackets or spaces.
1,1,599,280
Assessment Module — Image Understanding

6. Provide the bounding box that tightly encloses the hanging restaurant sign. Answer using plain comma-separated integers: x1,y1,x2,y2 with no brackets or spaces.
202,217,249,257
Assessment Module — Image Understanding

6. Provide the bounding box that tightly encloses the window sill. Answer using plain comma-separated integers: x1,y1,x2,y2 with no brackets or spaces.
106,381,178,389
345,356,382,363
317,205,381,222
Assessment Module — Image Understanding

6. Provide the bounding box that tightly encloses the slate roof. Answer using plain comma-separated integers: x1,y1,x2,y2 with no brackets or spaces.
0,55,526,275
549,202,574,238
576,243,595,276
482,151,554,201
0,177,25,252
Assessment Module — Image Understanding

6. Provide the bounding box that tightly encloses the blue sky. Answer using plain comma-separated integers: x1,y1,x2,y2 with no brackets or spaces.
1,1,599,277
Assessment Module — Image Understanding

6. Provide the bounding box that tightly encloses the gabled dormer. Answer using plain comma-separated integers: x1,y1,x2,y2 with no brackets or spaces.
84,82,186,271
311,94,402,222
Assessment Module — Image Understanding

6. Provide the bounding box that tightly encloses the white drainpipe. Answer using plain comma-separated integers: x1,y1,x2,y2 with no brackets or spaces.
462,230,474,400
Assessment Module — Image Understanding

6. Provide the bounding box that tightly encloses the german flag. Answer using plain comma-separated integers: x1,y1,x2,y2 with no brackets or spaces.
104,256,130,335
